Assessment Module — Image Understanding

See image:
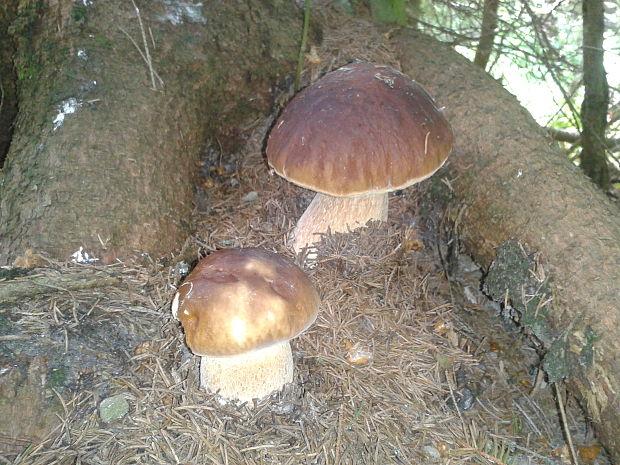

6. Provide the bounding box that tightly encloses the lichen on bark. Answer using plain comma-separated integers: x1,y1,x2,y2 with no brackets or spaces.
483,239,553,343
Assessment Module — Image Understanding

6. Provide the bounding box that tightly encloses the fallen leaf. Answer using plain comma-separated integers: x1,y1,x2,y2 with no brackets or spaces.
577,445,601,463
12,249,46,268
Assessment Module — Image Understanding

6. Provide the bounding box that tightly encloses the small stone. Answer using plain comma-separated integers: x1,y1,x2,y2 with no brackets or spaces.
99,394,129,423
422,445,441,459
241,191,259,202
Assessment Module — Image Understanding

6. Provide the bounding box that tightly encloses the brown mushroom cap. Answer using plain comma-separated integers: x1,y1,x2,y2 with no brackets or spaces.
266,62,454,197
174,248,319,357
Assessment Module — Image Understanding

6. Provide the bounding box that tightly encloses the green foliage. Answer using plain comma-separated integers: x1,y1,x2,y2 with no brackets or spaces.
369,0,428,25
416,0,618,181
370,0,408,25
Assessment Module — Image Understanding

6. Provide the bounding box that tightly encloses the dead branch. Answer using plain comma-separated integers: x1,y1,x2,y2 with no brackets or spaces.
0,269,122,305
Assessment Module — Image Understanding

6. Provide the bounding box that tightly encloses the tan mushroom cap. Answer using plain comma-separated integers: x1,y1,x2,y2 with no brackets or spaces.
175,248,319,357
266,62,454,197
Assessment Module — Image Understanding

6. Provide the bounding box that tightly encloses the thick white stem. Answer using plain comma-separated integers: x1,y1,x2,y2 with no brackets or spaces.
200,341,293,403
289,192,388,255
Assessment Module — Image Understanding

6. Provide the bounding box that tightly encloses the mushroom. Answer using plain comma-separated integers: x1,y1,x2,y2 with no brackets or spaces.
266,62,453,255
171,248,319,403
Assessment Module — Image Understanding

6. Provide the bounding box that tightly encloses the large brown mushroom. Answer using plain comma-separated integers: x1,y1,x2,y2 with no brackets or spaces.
171,248,319,403
266,61,453,255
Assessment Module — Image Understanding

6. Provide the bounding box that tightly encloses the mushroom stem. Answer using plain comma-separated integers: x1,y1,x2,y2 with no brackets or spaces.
290,192,388,255
200,340,293,403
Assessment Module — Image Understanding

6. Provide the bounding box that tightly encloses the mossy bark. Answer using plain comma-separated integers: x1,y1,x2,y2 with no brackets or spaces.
0,1,19,165
391,29,620,462
0,0,301,264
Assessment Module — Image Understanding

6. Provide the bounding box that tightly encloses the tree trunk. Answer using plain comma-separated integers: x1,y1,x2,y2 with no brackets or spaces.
473,0,499,69
0,1,19,166
390,29,620,462
580,0,610,190
0,0,301,264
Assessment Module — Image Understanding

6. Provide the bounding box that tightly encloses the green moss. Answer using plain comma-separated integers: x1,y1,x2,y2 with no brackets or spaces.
93,35,114,48
486,241,599,382
579,326,597,367
0,267,31,280
0,314,13,358
483,239,553,342
8,1,44,84
542,327,597,383
424,172,454,204
17,65,36,81
71,4,88,25
7,0,42,37
14,36,42,82
483,240,531,296
46,365,68,389
542,336,571,382
0,313,10,332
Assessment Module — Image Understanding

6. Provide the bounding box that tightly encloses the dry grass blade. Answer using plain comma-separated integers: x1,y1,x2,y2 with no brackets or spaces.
119,0,164,91
462,422,515,465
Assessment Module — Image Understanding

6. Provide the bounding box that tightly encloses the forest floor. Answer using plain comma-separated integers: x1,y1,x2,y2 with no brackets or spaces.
0,118,611,465
0,11,613,464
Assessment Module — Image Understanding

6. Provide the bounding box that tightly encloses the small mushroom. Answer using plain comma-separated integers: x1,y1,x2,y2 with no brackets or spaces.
172,248,319,403
266,62,453,255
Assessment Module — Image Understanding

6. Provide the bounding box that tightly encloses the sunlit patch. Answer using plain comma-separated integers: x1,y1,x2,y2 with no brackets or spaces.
53,98,82,130
177,281,193,298
374,72,395,88
70,246,99,264
157,0,208,25
230,316,247,344
171,293,180,318
243,259,276,280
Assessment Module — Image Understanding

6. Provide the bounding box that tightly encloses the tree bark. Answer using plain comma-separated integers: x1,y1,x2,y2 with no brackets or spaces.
0,0,301,264
0,268,121,304
0,1,18,166
580,0,610,189
473,0,500,69
390,29,620,462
